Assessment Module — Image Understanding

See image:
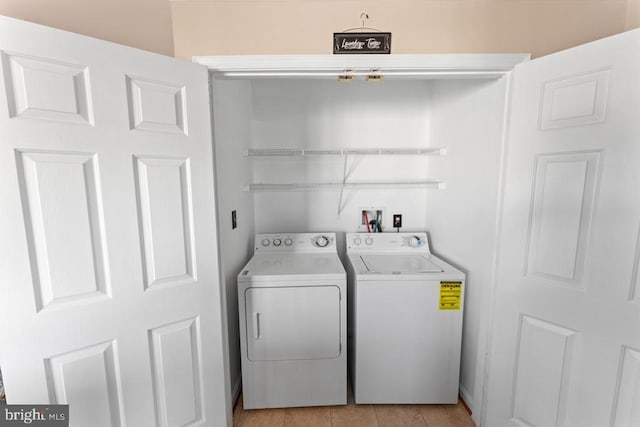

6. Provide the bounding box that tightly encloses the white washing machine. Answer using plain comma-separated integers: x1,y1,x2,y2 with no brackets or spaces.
237,233,347,409
346,232,465,404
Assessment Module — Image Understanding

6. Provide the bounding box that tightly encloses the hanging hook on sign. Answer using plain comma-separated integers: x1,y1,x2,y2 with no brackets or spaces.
341,12,381,33
360,12,369,29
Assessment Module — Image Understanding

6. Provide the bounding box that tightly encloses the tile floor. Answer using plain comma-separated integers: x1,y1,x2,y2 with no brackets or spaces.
233,390,475,427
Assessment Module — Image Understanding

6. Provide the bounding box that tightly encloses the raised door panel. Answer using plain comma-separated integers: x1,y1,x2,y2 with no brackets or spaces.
1,51,93,125
526,152,600,286
631,233,640,303
149,318,204,427
612,346,640,427
126,76,187,135
511,316,576,427
16,150,110,311
45,341,125,427
245,286,341,361
539,69,610,131
134,156,196,290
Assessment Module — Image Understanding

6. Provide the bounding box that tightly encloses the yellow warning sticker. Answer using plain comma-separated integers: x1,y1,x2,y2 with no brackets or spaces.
440,281,462,310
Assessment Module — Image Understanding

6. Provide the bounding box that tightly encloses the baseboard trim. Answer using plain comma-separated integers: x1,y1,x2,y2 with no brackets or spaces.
231,376,242,406
459,384,473,415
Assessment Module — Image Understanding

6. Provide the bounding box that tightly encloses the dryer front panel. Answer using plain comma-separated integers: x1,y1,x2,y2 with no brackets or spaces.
245,285,341,361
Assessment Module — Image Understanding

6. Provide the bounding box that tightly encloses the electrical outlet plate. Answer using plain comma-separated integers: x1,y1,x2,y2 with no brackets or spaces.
359,207,385,231
393,214,402,228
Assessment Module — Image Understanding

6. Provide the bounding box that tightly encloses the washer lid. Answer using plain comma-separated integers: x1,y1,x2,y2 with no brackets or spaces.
360,254,443,273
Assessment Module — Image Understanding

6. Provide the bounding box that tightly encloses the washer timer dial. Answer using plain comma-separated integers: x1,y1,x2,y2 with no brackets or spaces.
261,239,271,247
409,235,423,248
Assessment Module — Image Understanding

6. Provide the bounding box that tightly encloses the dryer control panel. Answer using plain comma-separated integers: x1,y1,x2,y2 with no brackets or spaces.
255,233,337,253
346,232,431,254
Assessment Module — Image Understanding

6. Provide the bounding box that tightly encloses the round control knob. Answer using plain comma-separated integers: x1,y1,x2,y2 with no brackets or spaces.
314,235,330,248
284,238,293,246
353,237,362,245
261,239,270,247
409,235,422,247
273,238,282,246
365,237,373,245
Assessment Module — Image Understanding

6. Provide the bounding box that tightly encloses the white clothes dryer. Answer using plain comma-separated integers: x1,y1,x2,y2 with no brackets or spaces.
237,233,347,409
346,232,465,404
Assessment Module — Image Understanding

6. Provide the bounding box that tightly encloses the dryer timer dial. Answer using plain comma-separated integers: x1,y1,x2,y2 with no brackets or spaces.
314,235,330,248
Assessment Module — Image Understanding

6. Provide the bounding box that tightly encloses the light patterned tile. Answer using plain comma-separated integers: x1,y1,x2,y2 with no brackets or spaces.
237,407,286,427
374,405,427,427
284,406,332,427
419,404,475,427
331,404,378,427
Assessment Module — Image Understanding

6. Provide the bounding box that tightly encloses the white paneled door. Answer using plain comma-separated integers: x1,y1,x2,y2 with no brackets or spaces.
0,16,230,427
483,30,640,426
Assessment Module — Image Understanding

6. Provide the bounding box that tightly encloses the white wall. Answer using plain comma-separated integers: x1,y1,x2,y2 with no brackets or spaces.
426,78,508,408
251,79,434,239
211,79,256,398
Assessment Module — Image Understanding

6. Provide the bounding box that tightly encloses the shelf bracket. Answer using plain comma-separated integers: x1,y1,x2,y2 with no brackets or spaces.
337,154,349,215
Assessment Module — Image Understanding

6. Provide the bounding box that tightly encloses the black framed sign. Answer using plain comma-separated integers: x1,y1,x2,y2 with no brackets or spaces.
333,32,391,54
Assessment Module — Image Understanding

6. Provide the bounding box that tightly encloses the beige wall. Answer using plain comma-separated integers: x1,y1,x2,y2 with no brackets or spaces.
0,1,637,58
172,0,634,59
0,0,174,56
628,0,640,29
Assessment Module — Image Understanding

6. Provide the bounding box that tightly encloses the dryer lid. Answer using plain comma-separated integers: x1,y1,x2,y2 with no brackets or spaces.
238,253,346,281
360,254,443,274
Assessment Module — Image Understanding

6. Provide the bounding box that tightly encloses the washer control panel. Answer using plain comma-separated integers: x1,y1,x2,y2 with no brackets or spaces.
347,232,430,253
255,233,337,252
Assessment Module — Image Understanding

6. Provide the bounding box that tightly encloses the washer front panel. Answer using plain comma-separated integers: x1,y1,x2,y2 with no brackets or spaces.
353,278,464,403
